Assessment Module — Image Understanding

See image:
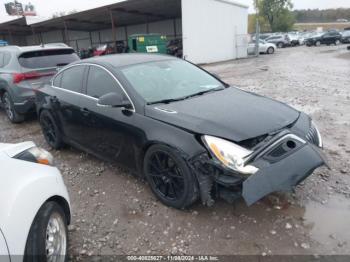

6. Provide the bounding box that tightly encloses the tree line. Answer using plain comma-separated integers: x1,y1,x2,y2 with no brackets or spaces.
293,8,350,23
250,0,350,33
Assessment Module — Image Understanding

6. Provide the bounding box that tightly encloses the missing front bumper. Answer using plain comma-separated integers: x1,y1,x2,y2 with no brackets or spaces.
191,141,327,207
242,144,327,206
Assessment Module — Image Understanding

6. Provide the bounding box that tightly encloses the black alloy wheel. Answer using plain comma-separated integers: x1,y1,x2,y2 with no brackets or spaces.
144,145,198,209
39,110,64,149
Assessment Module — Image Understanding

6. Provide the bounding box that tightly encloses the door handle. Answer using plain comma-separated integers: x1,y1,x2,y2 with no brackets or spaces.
80,108,90,116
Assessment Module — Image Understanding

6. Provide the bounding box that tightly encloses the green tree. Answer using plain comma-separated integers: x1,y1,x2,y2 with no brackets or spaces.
257,0,295,32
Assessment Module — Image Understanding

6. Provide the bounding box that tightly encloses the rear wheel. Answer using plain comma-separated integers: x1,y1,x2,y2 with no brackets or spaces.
1,92,25,123
277,42,284,48
39,110,64,149
267,47,275,54
335,39,340,45
315,41,321,47
24,201,68,262
143,145,199,209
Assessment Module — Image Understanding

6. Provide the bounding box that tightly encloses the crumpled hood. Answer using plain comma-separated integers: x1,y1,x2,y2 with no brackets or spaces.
145,87,300,142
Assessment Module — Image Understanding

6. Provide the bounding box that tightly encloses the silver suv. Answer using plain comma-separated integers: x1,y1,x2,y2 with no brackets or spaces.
0,44,79,123
265,35,291,48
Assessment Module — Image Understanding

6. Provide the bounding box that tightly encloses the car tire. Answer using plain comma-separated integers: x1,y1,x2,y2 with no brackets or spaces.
267,47,275,54
143,144,199,209
39,110,64,149
315,41,321,47
277,42,284,48
24,201,68,262
335,40,340,45
1,92,25,123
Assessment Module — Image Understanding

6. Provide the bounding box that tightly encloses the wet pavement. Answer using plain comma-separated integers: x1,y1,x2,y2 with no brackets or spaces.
0,45,349,257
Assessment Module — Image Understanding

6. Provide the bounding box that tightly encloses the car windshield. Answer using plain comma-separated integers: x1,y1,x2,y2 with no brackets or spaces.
121,60,225,104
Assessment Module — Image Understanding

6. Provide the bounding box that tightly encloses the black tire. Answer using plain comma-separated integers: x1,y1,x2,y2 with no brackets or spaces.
335,40,340,45
315,41,321,47
143,144,199,209
267,47,275,54
39,110,64,149
1,92,25,123
277,42,284,48
24,201,68,262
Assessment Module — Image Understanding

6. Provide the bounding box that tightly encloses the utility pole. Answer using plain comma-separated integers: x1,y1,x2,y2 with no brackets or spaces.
255,0,260,56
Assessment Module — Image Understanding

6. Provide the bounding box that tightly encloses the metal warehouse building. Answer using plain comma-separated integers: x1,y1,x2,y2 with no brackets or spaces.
0,0,248,64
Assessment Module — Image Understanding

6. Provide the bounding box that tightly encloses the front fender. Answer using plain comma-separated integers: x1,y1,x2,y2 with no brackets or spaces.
0,157,70,256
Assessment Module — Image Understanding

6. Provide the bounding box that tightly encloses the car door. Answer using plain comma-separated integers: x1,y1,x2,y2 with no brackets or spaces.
259,40,267,52
51,64,88,144
247,42,255,54
79,65,137,167
321,33,332,44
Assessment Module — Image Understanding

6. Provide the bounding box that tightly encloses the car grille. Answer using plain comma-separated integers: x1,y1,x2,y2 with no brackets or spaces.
306,124,320,146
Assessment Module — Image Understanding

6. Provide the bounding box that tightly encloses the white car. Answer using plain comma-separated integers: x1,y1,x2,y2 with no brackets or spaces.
0,141,70,262
248,40,276,55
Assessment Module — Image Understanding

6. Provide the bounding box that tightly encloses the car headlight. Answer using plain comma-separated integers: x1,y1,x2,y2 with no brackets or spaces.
312,122,323,148
14,147,54,166
202,135,259,175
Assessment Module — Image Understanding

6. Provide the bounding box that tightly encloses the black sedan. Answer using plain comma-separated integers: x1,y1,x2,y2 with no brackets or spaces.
306,31,342,46
36,54,326,209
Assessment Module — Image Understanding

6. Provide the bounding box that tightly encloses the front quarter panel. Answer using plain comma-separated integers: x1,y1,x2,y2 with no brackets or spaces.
0,155,70,256
0,229,10,261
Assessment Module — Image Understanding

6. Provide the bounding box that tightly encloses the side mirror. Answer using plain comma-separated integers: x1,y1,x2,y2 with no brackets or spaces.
97,92,132,109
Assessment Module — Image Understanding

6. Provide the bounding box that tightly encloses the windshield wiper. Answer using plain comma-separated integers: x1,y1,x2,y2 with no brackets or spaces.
147,87,224,105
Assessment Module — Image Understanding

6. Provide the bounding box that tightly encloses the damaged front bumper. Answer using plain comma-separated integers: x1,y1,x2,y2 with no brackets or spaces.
191,131,328,207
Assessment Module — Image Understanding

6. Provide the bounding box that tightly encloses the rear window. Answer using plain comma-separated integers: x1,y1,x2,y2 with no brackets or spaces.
18,49,79,69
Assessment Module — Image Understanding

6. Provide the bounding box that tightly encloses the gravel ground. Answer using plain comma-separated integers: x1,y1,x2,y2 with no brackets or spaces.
0,45,349,258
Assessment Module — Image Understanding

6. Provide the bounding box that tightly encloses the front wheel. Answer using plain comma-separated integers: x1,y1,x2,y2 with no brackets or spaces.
335,40,340,45
315,41,321,47
39,110,64,149
277,42,284,48
24,202,68,262
143,145,199,209
267,47,275,54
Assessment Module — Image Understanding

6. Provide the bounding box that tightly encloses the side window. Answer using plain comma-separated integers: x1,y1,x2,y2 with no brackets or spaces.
86,66,123,98
60,66,85,93
53,73,63,87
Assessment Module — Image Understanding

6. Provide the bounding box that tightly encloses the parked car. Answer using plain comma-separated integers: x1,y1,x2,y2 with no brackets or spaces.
288,34,300,46
0,44,80,123
341,30,350,43
306,31,342,46
247,40,276,55
0,141,70,261
167,39,183,58
36,54,326,209
265,35,290,48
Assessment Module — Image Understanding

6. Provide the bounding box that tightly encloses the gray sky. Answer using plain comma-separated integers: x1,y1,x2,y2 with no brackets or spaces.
1,0,350,23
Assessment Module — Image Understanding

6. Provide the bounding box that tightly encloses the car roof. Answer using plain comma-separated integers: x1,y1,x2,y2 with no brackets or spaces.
0,44,73,54
75,53,177,68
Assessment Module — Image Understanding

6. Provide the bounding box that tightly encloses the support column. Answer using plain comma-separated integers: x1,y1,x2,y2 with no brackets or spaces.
63,20,69,45
109,9,117,52
89,31,93,47
31,26,37,45
173,19,177,38
7,29,14,44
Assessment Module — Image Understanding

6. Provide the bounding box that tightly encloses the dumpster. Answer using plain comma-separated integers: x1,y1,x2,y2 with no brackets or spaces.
128,34,167,54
